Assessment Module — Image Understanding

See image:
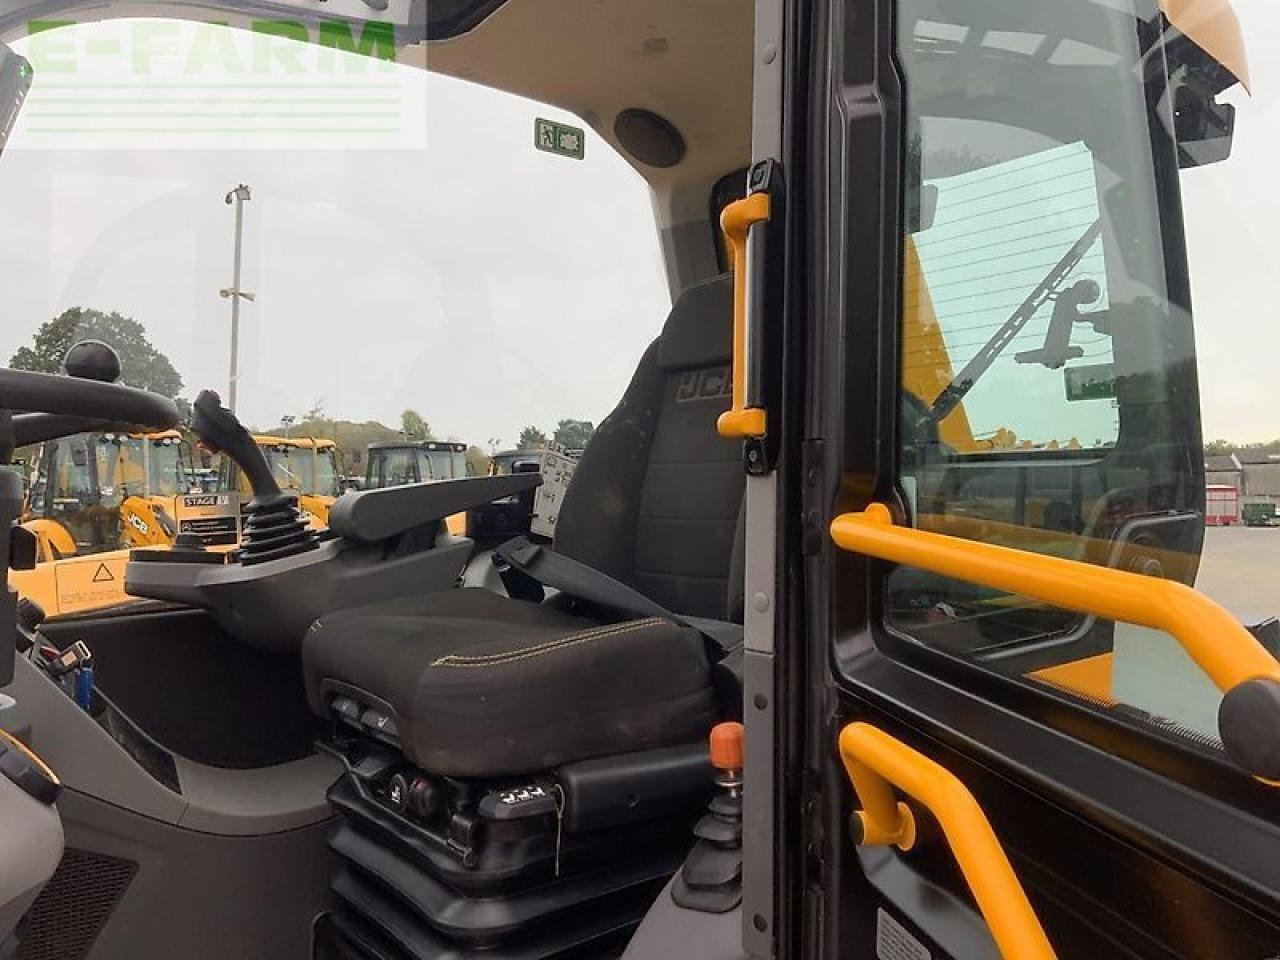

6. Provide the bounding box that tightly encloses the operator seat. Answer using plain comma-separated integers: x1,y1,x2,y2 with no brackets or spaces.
302,275,744,777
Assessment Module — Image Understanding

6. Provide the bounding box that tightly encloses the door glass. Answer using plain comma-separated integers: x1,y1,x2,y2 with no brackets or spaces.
890,0,1268,760
315,448,341,496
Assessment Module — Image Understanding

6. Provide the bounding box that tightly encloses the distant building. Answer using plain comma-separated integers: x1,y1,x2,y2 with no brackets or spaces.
1235,449,1280,500
1205,454,1242,490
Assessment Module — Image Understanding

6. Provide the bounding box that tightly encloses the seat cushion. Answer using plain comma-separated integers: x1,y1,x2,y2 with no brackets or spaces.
303,588,719,777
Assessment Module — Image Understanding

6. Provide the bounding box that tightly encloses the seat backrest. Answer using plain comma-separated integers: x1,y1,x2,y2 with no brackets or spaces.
553,275,744,621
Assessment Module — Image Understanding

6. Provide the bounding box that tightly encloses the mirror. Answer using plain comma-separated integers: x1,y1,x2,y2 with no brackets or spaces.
0,44,32,159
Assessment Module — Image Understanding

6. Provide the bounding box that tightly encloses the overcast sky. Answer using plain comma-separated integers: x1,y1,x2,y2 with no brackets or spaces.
1,5,1279,444
0,19,671,446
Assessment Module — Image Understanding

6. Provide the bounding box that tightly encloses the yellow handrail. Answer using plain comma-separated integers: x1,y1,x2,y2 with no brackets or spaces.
830,503,1280,695
839,722,1057,959
716,193,770,440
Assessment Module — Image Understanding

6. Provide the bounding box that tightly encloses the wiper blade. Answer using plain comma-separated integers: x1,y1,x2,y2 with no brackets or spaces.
930,219,1102,423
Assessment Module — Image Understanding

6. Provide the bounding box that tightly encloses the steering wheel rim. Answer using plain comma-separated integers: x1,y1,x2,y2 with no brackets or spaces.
0,368,180,432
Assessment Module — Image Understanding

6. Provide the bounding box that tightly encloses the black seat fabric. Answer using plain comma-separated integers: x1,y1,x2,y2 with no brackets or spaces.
303,276,742,777
554,275,742,620
304,589,718,777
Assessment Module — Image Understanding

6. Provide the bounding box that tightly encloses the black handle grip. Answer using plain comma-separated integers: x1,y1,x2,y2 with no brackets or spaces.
1219,677,1280,781
192,390,282,504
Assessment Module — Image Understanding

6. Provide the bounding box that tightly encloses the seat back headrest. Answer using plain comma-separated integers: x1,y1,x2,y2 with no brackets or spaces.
656,274,734,371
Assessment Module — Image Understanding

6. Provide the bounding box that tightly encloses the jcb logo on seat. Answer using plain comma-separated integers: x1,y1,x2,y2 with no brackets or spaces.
676,366,732,403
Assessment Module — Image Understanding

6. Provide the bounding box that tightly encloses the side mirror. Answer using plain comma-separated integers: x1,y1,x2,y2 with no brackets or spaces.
1174,85,1235,168
0,44,32,159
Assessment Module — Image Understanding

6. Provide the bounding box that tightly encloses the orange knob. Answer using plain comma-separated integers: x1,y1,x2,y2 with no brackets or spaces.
709,721,744,771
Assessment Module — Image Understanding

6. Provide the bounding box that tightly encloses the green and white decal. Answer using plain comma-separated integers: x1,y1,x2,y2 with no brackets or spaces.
534,117,584,160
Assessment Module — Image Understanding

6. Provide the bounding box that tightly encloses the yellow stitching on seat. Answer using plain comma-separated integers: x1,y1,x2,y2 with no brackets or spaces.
431,618,666,668
435,619,665,665
431,617,669,668
432,617,663,665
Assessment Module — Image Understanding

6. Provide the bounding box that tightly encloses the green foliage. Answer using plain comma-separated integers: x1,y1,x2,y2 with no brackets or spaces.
401,409,435,442
9,307,183,398
466,445,489,476
553,418,595,449
517,425,548,450
1204,439,1280,459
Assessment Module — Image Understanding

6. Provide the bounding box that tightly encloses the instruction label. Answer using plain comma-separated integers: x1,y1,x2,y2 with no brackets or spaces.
876,908,930,960
534,117,585,160
54,555,128,614
175,493,240,546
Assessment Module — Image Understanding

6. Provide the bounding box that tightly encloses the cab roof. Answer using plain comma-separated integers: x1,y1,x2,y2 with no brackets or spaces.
253,435,336,450
368,441,468,453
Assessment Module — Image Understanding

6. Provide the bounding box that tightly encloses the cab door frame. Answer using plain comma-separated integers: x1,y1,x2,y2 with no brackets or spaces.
788,0,1280,956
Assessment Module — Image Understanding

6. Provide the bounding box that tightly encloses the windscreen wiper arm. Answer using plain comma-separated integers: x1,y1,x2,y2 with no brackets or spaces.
929,219,1102,423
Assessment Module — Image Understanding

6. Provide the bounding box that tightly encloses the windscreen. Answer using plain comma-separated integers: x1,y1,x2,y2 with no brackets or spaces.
424,450,466,480
2,17,669,533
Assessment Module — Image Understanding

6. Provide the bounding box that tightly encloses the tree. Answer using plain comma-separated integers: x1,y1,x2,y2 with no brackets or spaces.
279,417,405,476
10,307,183,398
518,426,548,450
174,396,194,428
553,418,595,449
401,409,434,442
465,445,489,476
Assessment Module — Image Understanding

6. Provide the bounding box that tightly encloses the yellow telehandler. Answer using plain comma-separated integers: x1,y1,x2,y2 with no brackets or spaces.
21,429,193,562
217,434,342,528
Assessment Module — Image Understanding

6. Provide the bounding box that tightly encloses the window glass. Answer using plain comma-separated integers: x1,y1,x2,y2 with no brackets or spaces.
1,19,670,552
314,448,341,497
373,449,421,487
146,439,189,497
891,0,1273,764
425,450,466,480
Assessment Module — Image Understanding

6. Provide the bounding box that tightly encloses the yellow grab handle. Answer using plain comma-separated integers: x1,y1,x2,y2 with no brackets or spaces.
830,504,1280,695
839,722,1057,960
717,192,771,439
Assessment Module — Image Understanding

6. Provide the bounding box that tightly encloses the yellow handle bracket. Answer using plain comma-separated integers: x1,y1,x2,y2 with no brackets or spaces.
717,192,771,440
839,722,1057,960
830,504,1280,695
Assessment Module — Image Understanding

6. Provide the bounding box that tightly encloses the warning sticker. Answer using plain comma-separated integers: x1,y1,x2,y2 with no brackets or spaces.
876,908,930,960
54,554,129,614
175,493,241,546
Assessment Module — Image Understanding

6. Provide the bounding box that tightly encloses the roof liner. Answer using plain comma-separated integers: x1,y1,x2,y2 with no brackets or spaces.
0,0,753,232
406,0,753,227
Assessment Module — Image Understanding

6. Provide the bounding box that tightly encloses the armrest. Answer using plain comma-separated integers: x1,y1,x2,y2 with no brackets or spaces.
329,474,543,544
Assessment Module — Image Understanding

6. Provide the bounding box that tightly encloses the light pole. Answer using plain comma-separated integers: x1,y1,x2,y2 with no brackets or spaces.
220,183,254,413
281,414,295,439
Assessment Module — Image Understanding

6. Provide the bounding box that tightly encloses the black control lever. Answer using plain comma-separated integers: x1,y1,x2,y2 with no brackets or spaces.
191,389,316,565
192,390,285,507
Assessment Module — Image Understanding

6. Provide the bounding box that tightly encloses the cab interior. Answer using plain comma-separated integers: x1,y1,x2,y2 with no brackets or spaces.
0,0,1271,958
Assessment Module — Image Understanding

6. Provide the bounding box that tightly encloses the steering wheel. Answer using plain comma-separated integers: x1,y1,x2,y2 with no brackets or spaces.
0,342,180,457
